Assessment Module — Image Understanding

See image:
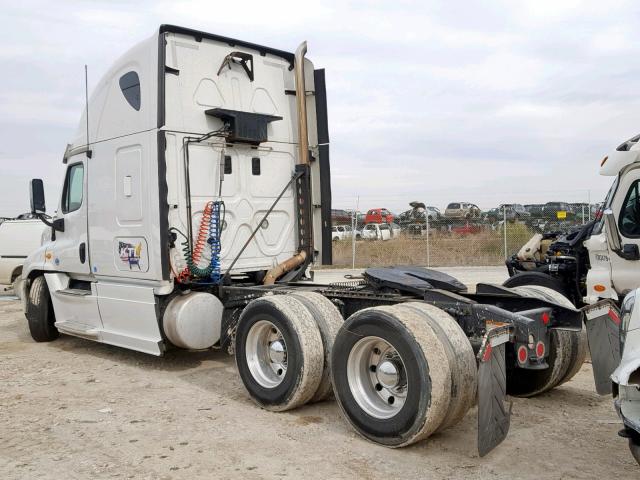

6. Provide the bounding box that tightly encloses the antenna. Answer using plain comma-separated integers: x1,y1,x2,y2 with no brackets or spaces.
84,65,90,157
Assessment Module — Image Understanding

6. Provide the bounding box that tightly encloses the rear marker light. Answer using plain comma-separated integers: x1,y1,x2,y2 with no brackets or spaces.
482,344,493,362
541,312,550,325
536,341,545,358
608,309,620,325
517,345,528,364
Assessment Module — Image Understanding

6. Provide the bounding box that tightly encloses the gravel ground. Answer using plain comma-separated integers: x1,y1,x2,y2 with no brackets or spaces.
1,268,638,479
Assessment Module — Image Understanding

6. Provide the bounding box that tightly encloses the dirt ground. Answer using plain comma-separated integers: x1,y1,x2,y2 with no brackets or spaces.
1,270,639,479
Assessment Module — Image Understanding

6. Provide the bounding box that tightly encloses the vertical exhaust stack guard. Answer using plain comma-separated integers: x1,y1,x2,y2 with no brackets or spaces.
263,41,312,285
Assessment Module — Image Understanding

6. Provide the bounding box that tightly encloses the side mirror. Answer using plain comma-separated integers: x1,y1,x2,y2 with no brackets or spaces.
29,179,46,214
29,179,64,234
603,209,622,252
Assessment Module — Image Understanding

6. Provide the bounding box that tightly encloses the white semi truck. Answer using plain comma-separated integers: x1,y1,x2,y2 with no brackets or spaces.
506,136,640,464
22,25,588,456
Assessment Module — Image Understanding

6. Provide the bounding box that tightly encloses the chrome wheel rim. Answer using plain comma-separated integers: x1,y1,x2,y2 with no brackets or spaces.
245,320,288,388
347,336,408,419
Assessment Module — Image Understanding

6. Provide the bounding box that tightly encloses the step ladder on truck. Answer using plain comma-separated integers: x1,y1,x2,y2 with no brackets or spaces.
23,25,586,456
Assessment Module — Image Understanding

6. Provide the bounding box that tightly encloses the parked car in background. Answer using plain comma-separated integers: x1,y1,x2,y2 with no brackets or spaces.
0,219,45,288
542,201,574,220
444,202,481,219
389,223,401,238
524,204,545,217
331,225,353,241
569,202,594,223
364,208,394,224
426,206,441,220
331,209,351,225
503,204,531,221
360,223,392,241
484,207,501,222
397,202,441,227
451,222,482,235
486,204,530,222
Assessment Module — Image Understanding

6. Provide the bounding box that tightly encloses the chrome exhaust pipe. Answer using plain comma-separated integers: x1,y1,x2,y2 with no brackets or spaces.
262,41,312,285
294,41,309,165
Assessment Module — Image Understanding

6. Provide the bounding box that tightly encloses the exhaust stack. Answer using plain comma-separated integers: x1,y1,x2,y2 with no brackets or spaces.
295,41,309,166
263,41,312,285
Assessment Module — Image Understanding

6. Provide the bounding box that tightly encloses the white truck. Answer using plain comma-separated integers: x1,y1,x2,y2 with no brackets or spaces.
22,25,588,456
614,289,640,464
505,134,640,464
0,219,45,291
331,225,352,241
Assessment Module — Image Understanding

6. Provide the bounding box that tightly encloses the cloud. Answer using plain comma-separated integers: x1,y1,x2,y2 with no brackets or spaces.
1,0,639,217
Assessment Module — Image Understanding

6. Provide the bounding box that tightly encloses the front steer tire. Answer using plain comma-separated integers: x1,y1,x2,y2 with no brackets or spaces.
25,276,58,342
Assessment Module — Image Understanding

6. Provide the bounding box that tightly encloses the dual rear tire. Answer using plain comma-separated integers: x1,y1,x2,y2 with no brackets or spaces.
236,296,476,448
501,281,588,397
235,292,342,411
331,303,476,447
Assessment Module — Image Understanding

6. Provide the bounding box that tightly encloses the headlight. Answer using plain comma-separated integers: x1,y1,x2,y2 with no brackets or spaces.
620,291,636,354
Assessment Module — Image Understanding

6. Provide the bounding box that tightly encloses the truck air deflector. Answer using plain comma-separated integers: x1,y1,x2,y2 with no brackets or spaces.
158,24,295,67
204,108,283,145
314,68,332,265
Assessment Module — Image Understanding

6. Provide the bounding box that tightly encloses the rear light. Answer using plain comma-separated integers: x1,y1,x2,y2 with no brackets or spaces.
482,343,493,362
517,345,528,364
608,309,621,325
541,312,550,325
535,341,545,358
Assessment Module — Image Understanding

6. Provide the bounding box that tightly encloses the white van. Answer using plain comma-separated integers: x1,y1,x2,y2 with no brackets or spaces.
0,219,45,287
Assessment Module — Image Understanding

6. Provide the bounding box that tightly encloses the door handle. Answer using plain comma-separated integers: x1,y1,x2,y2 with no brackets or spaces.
79,242,86,264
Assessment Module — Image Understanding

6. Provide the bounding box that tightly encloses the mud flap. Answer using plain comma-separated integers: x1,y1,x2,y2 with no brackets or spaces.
477,325,512,457
583,301,621,395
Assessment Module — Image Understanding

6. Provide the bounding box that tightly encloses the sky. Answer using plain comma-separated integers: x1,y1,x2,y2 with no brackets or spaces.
1,0,639,216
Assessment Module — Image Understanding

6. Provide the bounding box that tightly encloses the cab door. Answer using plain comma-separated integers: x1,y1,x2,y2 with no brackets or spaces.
52,158,90,276
609,166,640,294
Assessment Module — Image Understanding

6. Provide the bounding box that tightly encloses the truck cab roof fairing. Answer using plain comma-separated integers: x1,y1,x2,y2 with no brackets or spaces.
158,25,295,65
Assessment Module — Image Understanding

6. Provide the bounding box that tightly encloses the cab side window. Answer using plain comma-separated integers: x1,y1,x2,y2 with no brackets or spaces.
619,180,640,237
62,163,84,214
119,71,141,111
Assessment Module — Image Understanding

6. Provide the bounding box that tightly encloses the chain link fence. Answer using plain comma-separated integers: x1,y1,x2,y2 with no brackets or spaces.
330,201,597,268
